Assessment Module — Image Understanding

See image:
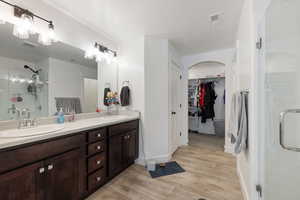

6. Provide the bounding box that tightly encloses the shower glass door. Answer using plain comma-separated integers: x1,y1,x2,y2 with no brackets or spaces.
263,0,300,199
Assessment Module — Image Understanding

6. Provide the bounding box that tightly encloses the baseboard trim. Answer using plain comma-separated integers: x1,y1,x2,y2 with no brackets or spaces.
135,153,172,166
224,144,234,154
237,160,250,200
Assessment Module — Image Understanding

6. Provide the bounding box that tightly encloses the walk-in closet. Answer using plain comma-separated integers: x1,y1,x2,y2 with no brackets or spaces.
188,60,226,150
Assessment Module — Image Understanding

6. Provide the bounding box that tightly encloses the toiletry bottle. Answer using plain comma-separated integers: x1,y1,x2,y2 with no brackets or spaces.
57,108,65,124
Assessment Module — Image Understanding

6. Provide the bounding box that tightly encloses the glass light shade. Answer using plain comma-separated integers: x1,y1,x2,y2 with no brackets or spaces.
84,50,94,59
38,33,51,46
13,14,35,39
104,52,114,64
96,52,105,63
38,26,57,46
85,46,99,59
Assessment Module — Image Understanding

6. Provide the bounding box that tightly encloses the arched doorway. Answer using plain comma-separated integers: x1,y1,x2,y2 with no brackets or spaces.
188,61,226,151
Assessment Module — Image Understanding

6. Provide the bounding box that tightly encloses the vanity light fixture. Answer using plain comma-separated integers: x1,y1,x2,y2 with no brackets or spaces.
38,21,57,46
0,0,57,45
85,42,118,64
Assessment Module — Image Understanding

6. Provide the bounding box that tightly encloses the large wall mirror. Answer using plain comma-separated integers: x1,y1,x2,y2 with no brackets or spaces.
0,22,117,121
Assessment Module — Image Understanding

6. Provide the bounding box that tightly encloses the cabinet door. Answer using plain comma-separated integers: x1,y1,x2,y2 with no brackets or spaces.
45,149,82,200
108,134,123,177
0,162,43,200
122,130,137,167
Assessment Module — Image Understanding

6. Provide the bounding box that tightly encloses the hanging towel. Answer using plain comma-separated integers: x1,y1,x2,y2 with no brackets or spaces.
55,97,82,114
104,88,111,106
120,86,130,106
228,92,248,154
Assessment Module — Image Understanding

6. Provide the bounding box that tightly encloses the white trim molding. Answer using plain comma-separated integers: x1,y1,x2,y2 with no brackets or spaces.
237,160,250,200
135,153,172,166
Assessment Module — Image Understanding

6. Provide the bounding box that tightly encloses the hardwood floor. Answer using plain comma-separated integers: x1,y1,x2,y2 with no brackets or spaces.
86,133,243,200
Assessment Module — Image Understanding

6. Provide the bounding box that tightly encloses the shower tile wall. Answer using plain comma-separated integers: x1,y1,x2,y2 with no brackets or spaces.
0,56,48,121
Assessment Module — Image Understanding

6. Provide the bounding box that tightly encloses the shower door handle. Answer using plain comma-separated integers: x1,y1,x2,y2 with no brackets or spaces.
279,109,300,152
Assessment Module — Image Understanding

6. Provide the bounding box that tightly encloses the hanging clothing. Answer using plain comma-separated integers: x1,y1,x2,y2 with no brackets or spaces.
104,87,111,106
120,86,130,106
199,83,205,108
201,82,217,123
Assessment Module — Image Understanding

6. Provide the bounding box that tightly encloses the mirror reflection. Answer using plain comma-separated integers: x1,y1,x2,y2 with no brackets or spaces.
0,22,98,121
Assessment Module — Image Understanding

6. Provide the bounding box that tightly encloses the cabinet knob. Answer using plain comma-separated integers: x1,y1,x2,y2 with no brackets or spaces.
96,177,102,182
96,160,102,165
97,133,102,137
39,167,45,174
48,164,54,171
96,145,101,150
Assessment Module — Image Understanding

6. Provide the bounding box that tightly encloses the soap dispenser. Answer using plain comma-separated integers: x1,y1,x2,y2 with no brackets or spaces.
57,108,65,124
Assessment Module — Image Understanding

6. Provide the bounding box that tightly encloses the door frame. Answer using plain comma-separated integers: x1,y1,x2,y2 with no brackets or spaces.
169,60,184,154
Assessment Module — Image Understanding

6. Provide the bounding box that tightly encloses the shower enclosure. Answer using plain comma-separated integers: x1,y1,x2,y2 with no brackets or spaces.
261,0,300,199
0,62,48,121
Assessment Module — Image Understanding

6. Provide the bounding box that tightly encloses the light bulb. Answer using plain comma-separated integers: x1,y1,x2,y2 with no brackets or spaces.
84,50,94,59
38,22,57,46
96,52,105,63
13,14,35,39
104,52,114,64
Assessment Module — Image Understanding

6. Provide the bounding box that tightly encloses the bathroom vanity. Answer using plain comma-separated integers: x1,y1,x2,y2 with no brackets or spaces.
0,117,139,200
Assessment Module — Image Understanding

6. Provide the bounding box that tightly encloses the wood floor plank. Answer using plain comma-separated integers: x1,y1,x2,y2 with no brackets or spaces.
86,133,243,200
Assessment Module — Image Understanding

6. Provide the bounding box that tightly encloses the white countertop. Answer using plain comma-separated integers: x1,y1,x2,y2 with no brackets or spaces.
0,113,139,150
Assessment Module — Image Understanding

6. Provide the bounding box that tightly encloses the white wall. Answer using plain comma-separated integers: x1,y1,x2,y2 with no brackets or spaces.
144,37,170,161
48,58,97,115
118,36,184,164
118,36,145,163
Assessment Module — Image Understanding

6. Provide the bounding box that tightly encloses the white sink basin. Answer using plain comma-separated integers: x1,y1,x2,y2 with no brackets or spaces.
0,124,65,138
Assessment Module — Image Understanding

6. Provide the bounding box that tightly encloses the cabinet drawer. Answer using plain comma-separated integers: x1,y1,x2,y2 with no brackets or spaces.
0,134,85,174
88,168,106,191
88,141,105,156
88,153,105,173
108,120,138,137
88,128,106,143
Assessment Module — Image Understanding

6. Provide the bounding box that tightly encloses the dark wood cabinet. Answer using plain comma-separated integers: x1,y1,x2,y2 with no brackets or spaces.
0,162,43,200
108,120,139,178
0,119,139,200
44,149,81,200
0,134,84,200
108,134,123,177
122,130,137,167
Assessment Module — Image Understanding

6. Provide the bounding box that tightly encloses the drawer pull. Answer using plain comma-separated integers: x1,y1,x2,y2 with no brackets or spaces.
39,167,45,174
96,145,101,150
48,164,54,171
96,177,102,182
96,160,102,165
97,133,102,137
